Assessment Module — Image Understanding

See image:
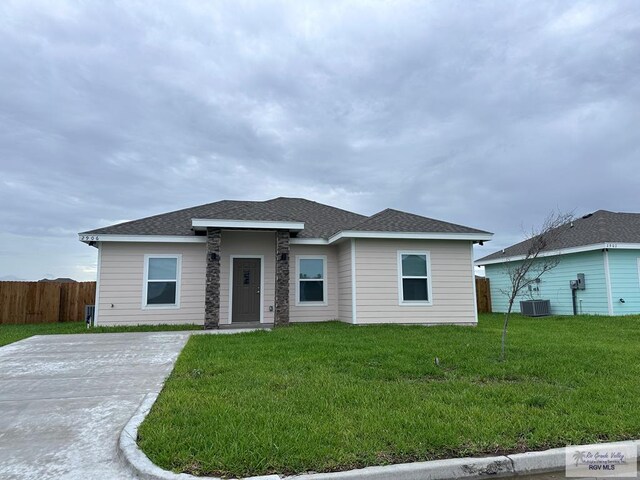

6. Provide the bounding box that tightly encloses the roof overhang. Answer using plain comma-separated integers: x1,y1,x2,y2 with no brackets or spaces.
79,229,493,246
79,234,206,244
328,230,493,244
475,242,640,266
191,218,305,231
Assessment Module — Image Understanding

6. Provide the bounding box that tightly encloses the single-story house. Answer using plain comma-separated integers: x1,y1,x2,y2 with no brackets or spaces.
476,210,640,316
79,197,492,327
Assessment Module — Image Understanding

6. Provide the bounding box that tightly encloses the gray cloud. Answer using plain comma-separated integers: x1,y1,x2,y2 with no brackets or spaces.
0,0,639,279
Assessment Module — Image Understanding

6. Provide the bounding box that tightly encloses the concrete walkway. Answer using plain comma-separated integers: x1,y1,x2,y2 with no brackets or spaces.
0,331,192,480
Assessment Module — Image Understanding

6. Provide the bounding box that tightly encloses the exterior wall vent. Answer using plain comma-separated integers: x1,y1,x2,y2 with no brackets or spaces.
520,299,551,317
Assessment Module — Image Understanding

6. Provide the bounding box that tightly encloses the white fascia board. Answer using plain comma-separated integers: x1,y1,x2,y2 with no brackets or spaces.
78,234,206,244
289,238,329,245
609,243,640,250
328,230,493,244
191,219,305,231
473,242,635,266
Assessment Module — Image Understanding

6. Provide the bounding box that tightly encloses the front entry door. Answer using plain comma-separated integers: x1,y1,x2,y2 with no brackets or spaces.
232,258,261,323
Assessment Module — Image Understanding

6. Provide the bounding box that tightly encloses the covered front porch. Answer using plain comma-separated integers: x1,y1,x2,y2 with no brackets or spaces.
200,226,293,329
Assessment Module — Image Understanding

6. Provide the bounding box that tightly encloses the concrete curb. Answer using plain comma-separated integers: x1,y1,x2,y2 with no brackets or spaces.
119,392,518,480
285,456,515,480
121,390,625,480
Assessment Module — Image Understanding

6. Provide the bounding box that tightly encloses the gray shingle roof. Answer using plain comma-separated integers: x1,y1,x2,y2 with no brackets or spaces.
346,208,490,235
81,200,255,236
81,197,489,240
476,210,640,264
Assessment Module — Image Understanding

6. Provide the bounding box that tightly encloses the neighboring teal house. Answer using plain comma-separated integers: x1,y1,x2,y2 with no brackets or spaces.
476,211,640,316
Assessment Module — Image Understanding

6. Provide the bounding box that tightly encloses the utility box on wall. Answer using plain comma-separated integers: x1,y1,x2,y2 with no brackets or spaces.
576,273,585,290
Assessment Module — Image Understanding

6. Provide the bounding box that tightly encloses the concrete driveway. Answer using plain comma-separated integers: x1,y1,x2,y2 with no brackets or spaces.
0,331,191,480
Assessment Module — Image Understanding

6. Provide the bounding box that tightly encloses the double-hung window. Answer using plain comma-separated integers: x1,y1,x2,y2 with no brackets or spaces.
143,255,181,308
296,255,327,305
398,251,432,305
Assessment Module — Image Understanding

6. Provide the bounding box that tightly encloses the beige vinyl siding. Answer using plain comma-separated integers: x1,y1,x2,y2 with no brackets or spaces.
337,241,353,323
289,245,339,322
219,231,275,325
354,239,476,324
97,242,206,326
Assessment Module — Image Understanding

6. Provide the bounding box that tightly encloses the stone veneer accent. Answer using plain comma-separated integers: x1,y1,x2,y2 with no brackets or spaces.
204,227,221,329
274,230,290,326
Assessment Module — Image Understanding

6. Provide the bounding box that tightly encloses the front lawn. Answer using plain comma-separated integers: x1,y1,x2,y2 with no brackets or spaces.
138,314,640,478
0,322,202,347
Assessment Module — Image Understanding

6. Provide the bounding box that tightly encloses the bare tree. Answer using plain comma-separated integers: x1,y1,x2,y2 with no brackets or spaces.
499,210,573,361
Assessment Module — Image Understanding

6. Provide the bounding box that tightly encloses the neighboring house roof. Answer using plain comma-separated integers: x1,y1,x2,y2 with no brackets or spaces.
80,197,492,243
476,210,640,265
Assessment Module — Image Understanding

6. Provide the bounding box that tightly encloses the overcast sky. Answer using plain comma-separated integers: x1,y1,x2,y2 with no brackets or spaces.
1,0,639,281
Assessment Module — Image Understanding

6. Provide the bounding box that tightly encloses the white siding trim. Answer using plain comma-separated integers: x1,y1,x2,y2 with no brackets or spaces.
397,250,433,306
330,230,492,244
351,239,357,324
79,234,206,244
289,238,329,245
470,242,478,323
142,254,182,309
94,242,102,326
604,249,614,316
295,255,328,306
193,219,304,230
84,230,494,246
228,255,265,324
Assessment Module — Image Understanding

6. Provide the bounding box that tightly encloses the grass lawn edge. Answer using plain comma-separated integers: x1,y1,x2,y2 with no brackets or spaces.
136,315,640,478
123,389,640,480
0,321,203,347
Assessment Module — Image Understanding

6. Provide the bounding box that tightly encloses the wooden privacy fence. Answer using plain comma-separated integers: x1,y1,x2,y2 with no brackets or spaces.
0,281,96,324
475,276,492,314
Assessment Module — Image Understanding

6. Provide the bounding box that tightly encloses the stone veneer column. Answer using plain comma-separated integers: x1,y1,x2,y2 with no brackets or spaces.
204,227,222,329
274,230,290,326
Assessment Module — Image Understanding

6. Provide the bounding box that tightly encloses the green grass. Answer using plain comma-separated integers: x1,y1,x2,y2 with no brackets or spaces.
138,314,640,478
0,321,202,347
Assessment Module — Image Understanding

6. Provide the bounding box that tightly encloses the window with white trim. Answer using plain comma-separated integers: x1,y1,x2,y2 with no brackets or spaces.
296,255,327,305
143,255,181,307
398,251,431,304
